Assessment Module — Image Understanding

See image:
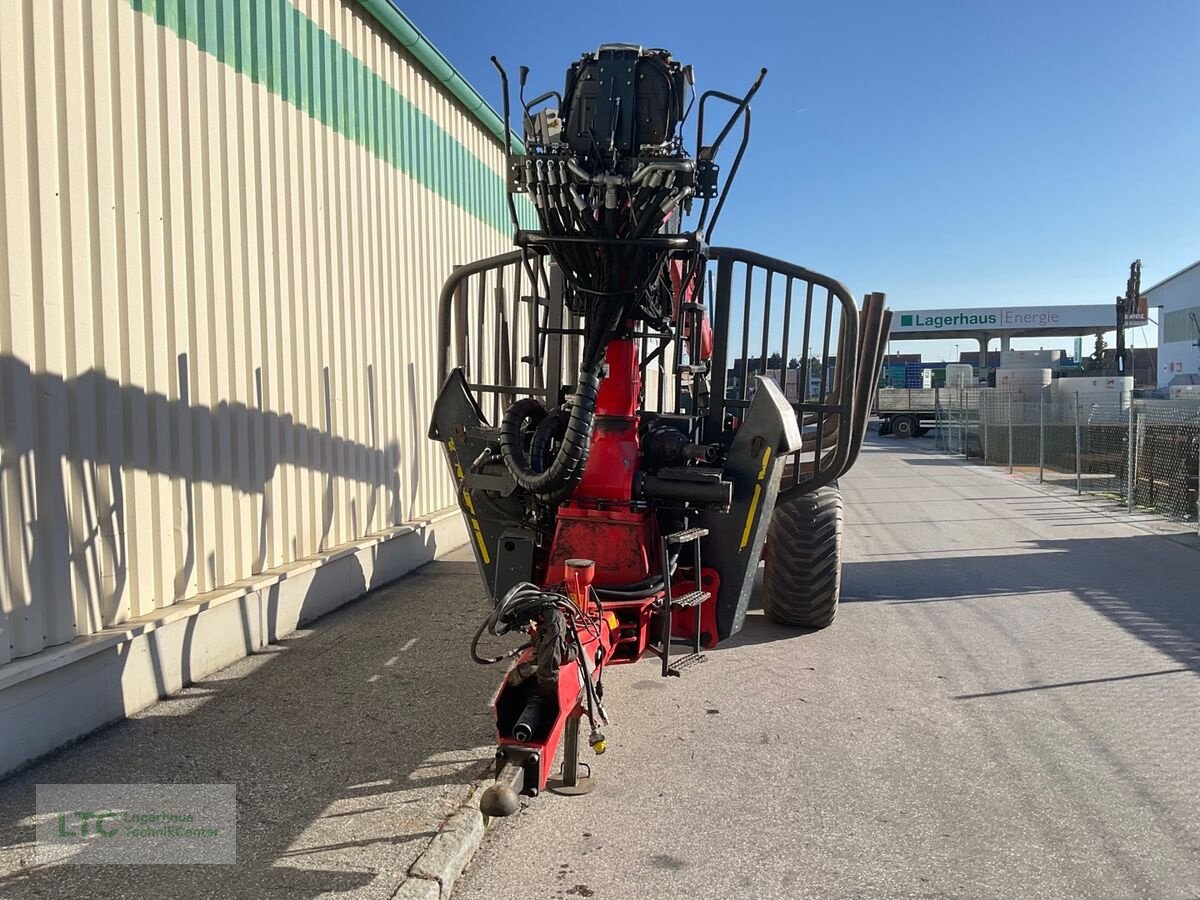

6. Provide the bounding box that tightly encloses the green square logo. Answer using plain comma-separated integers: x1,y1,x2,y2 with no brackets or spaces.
900,314,913,327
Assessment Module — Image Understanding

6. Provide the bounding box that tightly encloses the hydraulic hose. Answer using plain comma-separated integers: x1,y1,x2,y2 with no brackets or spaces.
529,407,568,473
499,396,547,471
593,552,680,600
499,368,601,498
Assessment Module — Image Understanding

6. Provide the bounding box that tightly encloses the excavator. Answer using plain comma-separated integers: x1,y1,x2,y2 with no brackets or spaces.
428,45,891,816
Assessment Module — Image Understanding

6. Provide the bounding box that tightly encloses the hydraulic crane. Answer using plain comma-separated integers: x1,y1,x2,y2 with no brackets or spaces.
428,45,891,815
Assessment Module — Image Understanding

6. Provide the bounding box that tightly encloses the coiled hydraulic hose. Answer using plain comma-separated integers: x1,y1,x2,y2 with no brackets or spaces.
529,407,568,473
499,368,601,501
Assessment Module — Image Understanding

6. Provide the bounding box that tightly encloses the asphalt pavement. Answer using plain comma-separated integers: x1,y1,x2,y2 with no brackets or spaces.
454,434,1200,900
0,550,499,899
0,433,1196,899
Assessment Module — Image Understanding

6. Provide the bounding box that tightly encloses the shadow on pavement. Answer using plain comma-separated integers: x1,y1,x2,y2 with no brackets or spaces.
842,535,1200,673
0,554,506,898
717,567,824,650
896,456,982,467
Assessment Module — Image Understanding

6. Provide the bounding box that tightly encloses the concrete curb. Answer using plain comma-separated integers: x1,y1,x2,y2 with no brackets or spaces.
393,774,496,900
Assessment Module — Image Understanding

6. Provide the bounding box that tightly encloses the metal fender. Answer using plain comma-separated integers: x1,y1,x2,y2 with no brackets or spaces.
700,376,800,639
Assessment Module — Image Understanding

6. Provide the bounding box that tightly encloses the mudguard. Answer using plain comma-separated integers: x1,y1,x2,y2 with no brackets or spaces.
699,376,801,640
428,369,526,598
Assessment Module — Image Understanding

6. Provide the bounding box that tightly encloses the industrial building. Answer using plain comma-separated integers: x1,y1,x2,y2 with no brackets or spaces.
1145,259,1200,391
0,1,523,773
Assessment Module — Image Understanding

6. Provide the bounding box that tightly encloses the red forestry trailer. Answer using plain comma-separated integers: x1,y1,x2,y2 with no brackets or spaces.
428,45,891,816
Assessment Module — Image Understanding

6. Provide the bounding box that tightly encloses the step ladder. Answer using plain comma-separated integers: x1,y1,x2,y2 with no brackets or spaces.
655,527,710,677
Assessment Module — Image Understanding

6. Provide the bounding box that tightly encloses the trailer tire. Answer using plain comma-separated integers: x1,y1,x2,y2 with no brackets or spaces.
891,415,917,439
878,418,893,436
762,483,843,630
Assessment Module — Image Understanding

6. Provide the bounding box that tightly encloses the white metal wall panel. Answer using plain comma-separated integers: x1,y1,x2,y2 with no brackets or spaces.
0,0,516,660
1149,264,1200,387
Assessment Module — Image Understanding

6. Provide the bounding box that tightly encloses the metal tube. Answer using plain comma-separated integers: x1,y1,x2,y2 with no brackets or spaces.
952,388,958,455
955,388,960,456
660,535,673,678
513,694,552,742
437,249,526,381
1075,395,1082,494
693,539,703,654
1126,395,1135,512
1039,390,1045,483
982,391,988,462
739,266,753,411
1008,393,1014,474
961,387,967,457
845,293,889,470
562,715,580,787
798,281,814,404
934,387,941,449
640,474,732,506
489,56,522,234
630,159,695,185
779,279,794,401
759,274,773,377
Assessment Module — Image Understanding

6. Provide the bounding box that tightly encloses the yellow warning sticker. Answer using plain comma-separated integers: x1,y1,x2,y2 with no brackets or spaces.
739,446,772,550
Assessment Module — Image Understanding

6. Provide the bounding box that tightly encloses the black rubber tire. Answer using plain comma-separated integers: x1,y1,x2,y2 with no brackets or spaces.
878,418,893,436
762,483,843,629
913,426,930,437
891,415,917,439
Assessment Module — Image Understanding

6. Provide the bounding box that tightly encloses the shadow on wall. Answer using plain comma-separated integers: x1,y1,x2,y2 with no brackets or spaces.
0,352,422,654
0,553,498,897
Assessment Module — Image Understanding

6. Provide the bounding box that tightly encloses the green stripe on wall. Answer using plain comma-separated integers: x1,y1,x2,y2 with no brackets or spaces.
129,0,528,234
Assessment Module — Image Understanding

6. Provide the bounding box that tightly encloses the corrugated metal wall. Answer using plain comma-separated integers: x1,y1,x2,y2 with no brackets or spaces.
0,0,517,662
1151,264,1200,387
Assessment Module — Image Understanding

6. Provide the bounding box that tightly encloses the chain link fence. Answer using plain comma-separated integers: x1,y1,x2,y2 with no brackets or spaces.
971,388,1200,524
931,389,980,456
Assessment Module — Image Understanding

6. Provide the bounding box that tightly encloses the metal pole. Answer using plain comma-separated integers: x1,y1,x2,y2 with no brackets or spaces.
949,388,955,453
950,388,960,453
961,387,967,457
1080,393,1089,494
1126,394,1135,512
1008,393,1014,474
943,388,949,452
950,388,956,453
934,386,941,449
562,714,580,787
959,388,964,455
1038,390,1045,483
982,390,988,462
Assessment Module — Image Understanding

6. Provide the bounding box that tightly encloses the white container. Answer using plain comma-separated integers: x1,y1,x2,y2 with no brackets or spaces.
1001,349,1062,370
762,368,808,403
945,363,974,388
1053,376,1134,397
1169,384,1200,400
921,368,933,389
995,367,1052,394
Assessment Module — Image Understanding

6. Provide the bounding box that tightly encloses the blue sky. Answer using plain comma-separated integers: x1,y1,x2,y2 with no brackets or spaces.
402,0,1198,361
